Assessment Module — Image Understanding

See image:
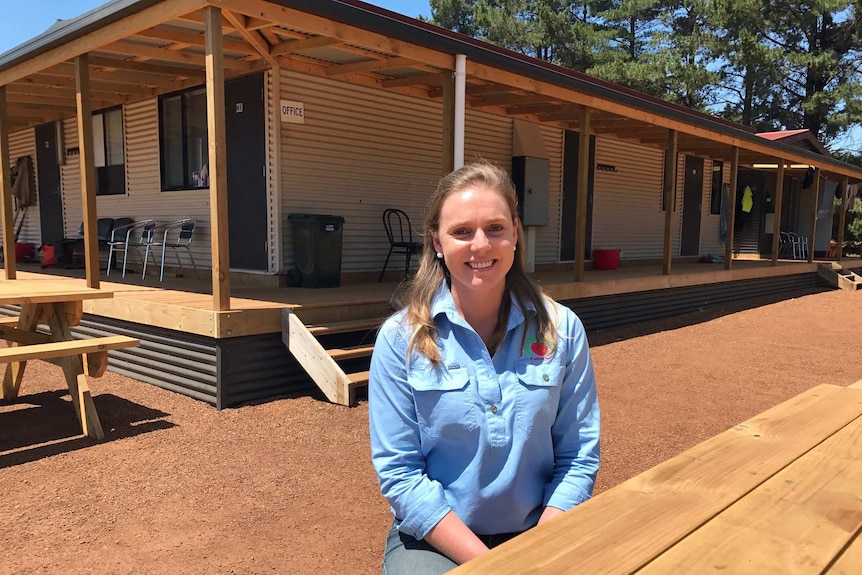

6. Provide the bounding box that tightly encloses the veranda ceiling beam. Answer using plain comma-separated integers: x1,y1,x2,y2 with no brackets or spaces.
326,56,417,77
271,35,343,56
133,27,253,56
88,55,206,80
206,0,455,70
19,74,159,97
222,10,280,67
99,41,253,71
0,0,207,85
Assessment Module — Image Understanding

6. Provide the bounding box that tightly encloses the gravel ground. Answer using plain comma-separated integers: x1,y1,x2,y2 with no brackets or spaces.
1,288,861,574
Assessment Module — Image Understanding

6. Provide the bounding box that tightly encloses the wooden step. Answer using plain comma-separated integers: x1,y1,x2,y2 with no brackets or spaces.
308,317,386,336
328,345,375,361
347,370,370,387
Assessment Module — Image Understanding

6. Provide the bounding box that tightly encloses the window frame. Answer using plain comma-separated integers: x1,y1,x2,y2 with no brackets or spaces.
158,85,210,192
92,105,126,196
709,160,724,215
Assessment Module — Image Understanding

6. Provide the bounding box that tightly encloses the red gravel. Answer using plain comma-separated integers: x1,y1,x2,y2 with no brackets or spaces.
1,289,861,574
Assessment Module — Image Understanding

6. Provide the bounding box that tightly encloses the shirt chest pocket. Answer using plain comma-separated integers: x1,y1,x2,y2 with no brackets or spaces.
514,358,562,436
408,366,477,438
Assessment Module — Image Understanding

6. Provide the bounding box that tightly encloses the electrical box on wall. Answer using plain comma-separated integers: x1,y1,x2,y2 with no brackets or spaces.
512,156,549,226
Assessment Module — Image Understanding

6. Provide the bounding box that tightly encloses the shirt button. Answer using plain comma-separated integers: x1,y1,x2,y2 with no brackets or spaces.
490,405,498,414
543,374,550,382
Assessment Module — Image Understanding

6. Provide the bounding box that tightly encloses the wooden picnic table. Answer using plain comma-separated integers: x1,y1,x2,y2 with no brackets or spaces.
451,380,862,574
0,279,139,440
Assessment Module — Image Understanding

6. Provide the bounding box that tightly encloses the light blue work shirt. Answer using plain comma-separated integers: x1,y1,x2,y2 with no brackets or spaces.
368,283,600,540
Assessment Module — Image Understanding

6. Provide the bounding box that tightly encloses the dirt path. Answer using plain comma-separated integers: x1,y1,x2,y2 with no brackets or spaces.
1,289,861,574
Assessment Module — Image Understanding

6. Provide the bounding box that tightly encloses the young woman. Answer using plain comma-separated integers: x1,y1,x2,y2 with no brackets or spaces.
369,162,600,574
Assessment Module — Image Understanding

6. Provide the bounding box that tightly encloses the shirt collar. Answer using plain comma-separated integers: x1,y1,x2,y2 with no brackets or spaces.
430,281,537,332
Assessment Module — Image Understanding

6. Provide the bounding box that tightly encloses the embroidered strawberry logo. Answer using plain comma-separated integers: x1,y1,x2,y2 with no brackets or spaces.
530,341,550,356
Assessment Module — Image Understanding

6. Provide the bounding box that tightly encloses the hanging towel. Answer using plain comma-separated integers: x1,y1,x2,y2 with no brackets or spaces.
11,156,36,208
741,186,753,213
845,183,859,210
818,179,838,218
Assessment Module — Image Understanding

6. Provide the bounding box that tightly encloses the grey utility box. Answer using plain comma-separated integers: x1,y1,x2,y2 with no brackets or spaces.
511,156,550,226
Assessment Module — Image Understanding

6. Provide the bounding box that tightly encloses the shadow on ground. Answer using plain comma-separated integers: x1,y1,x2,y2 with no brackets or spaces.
0,391,173,468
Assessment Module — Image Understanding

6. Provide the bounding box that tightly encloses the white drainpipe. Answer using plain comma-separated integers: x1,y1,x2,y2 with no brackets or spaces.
454,54,466,169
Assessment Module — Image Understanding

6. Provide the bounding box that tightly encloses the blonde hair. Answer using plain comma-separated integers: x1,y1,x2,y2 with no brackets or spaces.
403,162,557,365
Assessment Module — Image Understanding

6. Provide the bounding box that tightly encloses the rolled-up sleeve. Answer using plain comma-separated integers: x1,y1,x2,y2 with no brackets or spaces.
368,318,451,540
544,310,600,511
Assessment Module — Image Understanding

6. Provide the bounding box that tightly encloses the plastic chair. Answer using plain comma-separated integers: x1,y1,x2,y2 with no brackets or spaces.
379,208,423,282
143,218,199,282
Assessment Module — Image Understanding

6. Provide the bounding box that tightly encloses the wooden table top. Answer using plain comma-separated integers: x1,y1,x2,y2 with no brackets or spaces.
451,381,862,574
0,279,115,305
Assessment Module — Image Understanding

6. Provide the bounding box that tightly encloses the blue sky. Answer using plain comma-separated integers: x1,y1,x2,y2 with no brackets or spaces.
0,0,857,152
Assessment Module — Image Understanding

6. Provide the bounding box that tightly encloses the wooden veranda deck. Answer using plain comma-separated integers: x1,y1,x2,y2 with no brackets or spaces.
3,257,858,408
6,257,860,339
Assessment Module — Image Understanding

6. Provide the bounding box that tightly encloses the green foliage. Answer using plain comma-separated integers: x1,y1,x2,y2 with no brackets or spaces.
426,0,862,152
846,198,862,241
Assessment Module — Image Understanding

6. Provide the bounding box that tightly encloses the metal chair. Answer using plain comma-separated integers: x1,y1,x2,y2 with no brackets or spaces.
111,220,158,278
104,217,133,274
143,218,199,282
379,208,422,282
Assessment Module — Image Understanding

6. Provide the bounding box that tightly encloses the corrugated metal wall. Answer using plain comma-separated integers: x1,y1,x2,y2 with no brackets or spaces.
3,128,41,245
591,137,667,259
538,125,563,263
279,69,444,274
265,69,281,273
278,69,520,274
700,159,730,256
60,102,213,269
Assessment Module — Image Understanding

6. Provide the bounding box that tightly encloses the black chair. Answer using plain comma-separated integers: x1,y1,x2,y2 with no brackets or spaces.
143,218,199,281
379,208,422,282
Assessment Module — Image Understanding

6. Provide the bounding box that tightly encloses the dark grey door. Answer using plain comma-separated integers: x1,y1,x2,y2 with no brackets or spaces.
681,155,703,256
560,130,595,261
225,73,268,271
35,122,64,244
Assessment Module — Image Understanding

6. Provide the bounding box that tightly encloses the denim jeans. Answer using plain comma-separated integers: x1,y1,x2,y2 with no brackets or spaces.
381,522,523,575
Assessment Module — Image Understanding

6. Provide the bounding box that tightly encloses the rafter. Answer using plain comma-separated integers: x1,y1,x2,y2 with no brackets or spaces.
134,26,252,54
271,35,342,56
326,56,417,77
88,55,205,80
382,72,448,89
100,40,253,71
223,10,279,67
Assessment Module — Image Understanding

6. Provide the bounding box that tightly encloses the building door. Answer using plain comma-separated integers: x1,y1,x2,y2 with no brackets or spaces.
225,73,268,271
560,130,595,261
35,122,64,244
680,155,703,256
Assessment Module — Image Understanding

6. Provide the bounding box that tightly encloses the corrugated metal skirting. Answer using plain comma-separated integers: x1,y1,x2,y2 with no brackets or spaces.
0,271,829,409
563,272,824,333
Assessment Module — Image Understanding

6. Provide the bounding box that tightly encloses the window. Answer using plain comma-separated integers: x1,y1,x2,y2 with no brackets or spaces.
159,87,209,191
93,106,125,195
709,161,724,215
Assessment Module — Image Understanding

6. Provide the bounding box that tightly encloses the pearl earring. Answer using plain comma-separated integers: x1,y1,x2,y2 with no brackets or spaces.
436,252,443,259
514,245,517,252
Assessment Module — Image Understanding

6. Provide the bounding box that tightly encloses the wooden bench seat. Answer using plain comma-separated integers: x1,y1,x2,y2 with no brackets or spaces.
0,335,140,377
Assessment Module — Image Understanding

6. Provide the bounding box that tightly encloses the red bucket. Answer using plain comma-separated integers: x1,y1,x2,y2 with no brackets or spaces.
41,244,56,266
593,248,621,270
